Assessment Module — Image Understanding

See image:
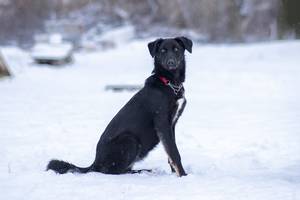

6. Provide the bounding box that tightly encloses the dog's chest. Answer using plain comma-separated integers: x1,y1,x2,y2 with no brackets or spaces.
172,97,186,124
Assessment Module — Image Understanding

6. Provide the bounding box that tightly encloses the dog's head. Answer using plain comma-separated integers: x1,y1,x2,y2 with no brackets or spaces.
148,37,192,71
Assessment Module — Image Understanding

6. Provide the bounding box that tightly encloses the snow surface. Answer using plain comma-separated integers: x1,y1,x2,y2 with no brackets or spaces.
1,40,300,200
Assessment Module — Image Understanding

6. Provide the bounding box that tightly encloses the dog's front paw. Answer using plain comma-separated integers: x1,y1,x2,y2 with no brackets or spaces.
177,169,187,177
173,166,187,177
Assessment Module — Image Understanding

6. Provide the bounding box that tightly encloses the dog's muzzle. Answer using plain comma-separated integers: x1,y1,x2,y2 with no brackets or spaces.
166,59,178,70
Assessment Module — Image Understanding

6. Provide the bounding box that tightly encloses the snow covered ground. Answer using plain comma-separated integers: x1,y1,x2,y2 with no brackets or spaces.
1,40,300,200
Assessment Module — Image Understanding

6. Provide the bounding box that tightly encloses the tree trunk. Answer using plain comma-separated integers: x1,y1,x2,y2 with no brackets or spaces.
0,51,10,77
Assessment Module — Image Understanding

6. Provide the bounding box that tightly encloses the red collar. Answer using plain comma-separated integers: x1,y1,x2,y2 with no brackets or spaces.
159,76,170,85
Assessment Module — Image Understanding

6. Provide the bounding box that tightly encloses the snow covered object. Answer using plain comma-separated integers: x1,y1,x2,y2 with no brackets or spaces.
31,34,74,65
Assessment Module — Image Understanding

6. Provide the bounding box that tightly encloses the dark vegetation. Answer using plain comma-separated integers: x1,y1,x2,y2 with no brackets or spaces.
0,0,299,46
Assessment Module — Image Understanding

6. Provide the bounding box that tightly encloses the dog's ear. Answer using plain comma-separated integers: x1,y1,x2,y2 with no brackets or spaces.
175,37,193,53
148,38,163,57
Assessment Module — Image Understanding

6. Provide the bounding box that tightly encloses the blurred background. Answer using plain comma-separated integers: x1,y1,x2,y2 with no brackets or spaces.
0,0,299,47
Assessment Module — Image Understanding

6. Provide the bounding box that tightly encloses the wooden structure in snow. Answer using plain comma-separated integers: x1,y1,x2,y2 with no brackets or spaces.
105,84,142,92
0,51,10,77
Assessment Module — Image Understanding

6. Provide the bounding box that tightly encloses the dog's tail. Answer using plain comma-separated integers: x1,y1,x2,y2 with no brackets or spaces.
46,159,92,174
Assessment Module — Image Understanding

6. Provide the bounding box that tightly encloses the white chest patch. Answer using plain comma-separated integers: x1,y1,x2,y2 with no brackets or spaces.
172,97,185,124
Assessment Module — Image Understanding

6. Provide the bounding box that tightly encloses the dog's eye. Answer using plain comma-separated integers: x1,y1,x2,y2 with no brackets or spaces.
160,49,166,53
174,47,179,52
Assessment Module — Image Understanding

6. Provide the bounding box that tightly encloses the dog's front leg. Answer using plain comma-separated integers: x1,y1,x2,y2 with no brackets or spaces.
169,97,187,173
154,117,186,177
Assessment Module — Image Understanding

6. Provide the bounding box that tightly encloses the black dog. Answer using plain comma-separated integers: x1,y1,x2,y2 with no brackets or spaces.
47,37,192,177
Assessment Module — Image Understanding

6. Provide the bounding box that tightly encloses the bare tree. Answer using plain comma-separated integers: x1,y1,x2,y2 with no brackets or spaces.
0,0,52,45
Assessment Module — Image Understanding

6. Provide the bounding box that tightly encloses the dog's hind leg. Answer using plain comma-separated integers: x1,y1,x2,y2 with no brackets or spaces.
93,133,141,175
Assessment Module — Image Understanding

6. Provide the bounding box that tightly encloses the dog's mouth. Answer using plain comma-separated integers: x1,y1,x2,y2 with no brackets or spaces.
166,64,177,70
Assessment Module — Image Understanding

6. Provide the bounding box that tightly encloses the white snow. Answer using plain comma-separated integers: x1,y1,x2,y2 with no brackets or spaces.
1,40,300,200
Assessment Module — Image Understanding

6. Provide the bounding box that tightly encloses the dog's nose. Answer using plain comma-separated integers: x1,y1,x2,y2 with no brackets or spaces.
167,59,176,66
